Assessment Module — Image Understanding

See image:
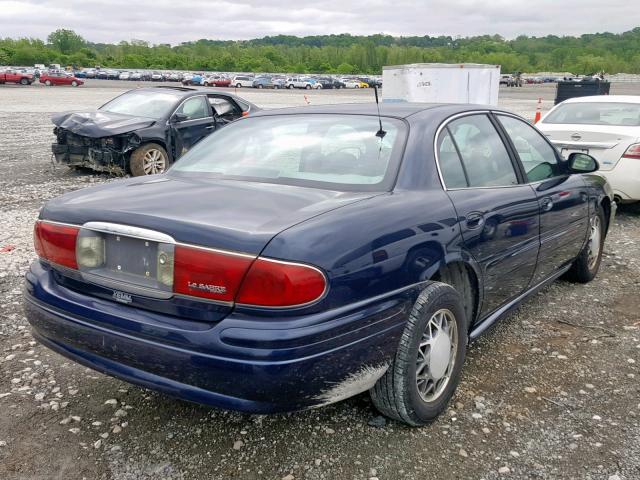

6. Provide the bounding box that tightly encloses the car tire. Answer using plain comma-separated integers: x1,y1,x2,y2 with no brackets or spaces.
305,84,311,90
288,84,294,89
71,81,78,87
235,83,242,88
204,82,209,87
258,84,263,89
370,282,467,426
20,78,29,85
129,143,169,177
45,80,51,86
564,205,606,283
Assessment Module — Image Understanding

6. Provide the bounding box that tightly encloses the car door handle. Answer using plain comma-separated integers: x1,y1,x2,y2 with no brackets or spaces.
205,125,215,130
540,196,553,212
466,212,485,230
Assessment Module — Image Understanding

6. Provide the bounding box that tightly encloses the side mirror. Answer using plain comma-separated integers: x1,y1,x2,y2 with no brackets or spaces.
171,112,188,123
567,152,599,173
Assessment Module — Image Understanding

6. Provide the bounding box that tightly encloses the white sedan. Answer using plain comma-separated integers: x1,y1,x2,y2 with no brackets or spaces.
538,95,640,203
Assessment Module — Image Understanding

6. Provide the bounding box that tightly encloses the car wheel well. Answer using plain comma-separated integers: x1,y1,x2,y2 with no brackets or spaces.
431,261,478,329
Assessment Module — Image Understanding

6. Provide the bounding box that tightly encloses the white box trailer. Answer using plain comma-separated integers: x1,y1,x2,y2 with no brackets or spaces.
382,63,501,106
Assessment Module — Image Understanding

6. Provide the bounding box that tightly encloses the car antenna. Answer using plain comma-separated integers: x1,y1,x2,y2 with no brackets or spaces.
374,86,386,138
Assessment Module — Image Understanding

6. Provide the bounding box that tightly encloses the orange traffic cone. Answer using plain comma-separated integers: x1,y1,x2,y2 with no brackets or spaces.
534,97,542,124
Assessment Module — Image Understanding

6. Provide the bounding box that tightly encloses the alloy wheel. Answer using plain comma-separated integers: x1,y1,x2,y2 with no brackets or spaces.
415,308,458,402
142,149,167,175
587,215,602,270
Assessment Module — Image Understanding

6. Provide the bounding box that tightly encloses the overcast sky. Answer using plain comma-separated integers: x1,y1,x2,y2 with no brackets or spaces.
1,0,639,45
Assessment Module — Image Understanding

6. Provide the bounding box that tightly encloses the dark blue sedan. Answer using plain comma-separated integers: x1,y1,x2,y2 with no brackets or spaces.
24,103,615,425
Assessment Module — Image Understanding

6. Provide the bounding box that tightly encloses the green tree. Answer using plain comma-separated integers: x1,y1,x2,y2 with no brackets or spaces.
47,29,86,55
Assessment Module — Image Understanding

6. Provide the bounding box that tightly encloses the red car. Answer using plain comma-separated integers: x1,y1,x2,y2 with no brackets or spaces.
40,72,84,87
204,75,231,87
0,69,34,85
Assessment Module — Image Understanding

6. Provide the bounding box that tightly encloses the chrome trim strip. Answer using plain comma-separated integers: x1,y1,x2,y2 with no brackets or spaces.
36,219,80,229
82,222,175,244
174,242,257,259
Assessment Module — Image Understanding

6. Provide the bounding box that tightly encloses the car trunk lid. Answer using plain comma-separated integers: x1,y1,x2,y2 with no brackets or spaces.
539,123,640,170
40,176,376,321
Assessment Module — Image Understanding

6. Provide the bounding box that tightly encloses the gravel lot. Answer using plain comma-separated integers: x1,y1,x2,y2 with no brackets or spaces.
0,81,639,480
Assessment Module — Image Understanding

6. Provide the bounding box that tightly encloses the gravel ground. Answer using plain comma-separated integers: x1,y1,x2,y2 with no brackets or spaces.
0,81,639,480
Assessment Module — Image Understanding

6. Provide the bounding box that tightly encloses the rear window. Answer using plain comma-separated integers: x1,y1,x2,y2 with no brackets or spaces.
169,114,407,192
544,102,640,126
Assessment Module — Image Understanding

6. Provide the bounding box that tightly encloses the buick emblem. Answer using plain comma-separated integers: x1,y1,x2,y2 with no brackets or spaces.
570,133,582,141
112,290,132,304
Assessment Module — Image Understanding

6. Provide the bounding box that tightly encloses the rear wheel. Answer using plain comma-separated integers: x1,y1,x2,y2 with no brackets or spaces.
129,143,168,177
565,205,605,283
45,80,52,86
71,81,78,87
305,84,311,90
370,282,467,426
288,84,294,89
235,83,242,88
20,78,29,85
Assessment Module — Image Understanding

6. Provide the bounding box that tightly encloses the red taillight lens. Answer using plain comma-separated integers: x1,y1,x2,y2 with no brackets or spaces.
33,221,79,269
622,143,640,159
236,258,326,307
173,245,253,302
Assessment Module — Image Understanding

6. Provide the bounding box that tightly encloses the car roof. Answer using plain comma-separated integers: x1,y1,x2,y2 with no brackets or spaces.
251,102,508,119
560,95,640,104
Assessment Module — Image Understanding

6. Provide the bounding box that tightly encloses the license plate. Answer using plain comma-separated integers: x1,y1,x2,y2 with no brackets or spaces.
561,147,589,159
104,234,158,279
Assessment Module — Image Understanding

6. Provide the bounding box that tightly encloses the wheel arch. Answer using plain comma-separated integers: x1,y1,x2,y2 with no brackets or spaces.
429,259,480,330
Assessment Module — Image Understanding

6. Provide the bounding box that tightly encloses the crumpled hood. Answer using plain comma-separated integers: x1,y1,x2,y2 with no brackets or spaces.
51,110,155,138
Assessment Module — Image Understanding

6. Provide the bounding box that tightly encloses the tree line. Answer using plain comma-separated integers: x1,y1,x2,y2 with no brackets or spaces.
1,28,640,74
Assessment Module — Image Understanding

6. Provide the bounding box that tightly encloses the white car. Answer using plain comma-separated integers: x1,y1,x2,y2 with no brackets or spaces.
118,72,130,81
232,75,254,88
538,95,640,203
285,77,321,89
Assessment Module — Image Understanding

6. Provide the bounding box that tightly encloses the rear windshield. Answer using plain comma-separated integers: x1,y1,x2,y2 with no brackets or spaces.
544,102,640,126
100,90,181,120
169,114,407,191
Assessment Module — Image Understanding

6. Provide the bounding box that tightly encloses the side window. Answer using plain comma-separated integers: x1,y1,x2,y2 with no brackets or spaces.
497,115,561,182
175,96,208,120
437,129,468,188
447,115,518,188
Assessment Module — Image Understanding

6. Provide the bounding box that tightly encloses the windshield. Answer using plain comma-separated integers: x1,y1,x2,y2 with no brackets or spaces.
100,90,180,119
544,102,640,127
169,114,407,191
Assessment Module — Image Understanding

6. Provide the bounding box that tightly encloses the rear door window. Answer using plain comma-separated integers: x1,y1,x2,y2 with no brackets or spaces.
446,114,518,188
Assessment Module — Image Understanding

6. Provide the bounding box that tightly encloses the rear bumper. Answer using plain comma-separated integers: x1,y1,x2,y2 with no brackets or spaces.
599,158,640,201
24,261,412,413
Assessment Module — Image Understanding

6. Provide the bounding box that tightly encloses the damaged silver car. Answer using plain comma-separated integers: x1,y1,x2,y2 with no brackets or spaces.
51,86,258,176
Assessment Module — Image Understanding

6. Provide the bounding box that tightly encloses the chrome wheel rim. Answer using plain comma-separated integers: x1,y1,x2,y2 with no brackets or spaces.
587,215,602,270
416,308,458,402
142,149,166,175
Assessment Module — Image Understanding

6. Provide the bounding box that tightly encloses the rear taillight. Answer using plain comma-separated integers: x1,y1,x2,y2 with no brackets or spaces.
236,258,327,307
173,245,253,303
34,220,327,308
622,143,640,159
173,246,326,307
33,221,79,269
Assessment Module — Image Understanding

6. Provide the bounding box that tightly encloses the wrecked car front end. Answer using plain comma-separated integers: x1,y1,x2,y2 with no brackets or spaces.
52,127,142,174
